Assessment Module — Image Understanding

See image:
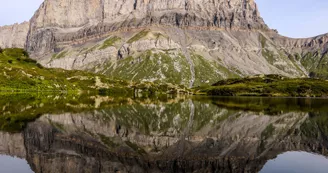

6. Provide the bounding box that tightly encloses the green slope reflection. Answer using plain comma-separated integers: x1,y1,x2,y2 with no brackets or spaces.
1,95,328,172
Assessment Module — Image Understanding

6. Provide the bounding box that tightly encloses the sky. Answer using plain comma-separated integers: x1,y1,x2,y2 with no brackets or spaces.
256,0,328,38
0,0,327,38
0,0,43,25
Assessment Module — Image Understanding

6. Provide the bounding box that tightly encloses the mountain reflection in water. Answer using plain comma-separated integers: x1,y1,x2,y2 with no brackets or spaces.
0,94,328,173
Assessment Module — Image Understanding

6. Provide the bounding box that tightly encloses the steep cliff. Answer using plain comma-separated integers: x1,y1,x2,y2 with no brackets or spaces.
0,22,29,48
1,0,328,86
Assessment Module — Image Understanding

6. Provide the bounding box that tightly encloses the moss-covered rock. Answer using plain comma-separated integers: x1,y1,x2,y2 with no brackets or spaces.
127,30,149,43
99,36,121,50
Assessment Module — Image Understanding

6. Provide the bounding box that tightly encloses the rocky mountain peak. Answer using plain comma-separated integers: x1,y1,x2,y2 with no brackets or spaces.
30,0,267,29
25,0,268,55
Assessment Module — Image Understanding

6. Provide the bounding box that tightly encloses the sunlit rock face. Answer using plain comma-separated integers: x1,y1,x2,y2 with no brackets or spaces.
0,22,29,48
26,0,267,57
17,98,328,173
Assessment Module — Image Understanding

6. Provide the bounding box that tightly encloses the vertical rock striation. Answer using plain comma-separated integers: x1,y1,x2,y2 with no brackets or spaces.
26,0,268,56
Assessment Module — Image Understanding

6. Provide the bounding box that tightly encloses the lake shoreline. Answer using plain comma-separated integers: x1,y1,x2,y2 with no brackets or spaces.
194,74,328,98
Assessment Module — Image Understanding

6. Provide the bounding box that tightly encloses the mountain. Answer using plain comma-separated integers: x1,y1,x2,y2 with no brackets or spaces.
1,0,328,87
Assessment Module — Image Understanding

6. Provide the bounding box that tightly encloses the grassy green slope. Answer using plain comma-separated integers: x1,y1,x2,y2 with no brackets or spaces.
195,74,328,97
0,48,188,95
300,51,328,79
100,50,239,87
0,48,101,91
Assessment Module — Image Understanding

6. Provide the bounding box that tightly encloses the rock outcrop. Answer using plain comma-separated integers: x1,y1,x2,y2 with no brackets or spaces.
0,22,29,48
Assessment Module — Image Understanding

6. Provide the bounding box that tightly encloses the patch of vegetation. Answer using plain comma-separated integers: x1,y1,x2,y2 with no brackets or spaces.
103,50,239,88
0,48,188,95
294,53,301,61
258,123,275,152
154,32,166,39
48,120,66,132
0,93,95,132
0,91,197,133
262,49,275,64
52,50,68,59
99,134,119,148
191,53,239,87
127,30,149,43
77,45,100,55
195,74,328,97
287,53,306,75
98,87,134,97
99,36,121,50
202,96,328,115
298,51,328,79
306,53,328,79
261,124,275,140
301,51,318,69
259,34,267,48
104,50,193,87
301,112,328,138
125,141,147,155
86,44,100,53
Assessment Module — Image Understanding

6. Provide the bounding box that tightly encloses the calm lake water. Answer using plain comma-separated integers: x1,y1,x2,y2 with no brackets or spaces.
1,95,328,173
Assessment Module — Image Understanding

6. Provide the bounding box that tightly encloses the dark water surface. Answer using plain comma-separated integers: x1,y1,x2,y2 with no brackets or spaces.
1,94,328,173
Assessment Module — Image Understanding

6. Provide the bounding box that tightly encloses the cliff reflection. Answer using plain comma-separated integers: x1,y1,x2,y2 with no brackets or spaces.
1,95,328,172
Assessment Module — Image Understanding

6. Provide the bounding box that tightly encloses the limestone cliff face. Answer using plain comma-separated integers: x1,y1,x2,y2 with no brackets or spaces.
29,0,266,30
26,0,267,55
0,22,29,48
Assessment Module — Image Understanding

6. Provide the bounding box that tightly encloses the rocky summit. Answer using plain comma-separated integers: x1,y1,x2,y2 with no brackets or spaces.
1,0,328,87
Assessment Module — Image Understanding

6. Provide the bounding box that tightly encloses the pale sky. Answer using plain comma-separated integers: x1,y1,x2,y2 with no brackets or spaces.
256,0,328,38
0,0,327,38
0,0,43,25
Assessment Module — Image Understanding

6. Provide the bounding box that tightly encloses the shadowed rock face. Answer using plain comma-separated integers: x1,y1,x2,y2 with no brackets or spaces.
16,98,328,173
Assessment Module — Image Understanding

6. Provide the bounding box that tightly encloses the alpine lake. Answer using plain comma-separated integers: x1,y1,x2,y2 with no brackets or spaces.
0,93,328,173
